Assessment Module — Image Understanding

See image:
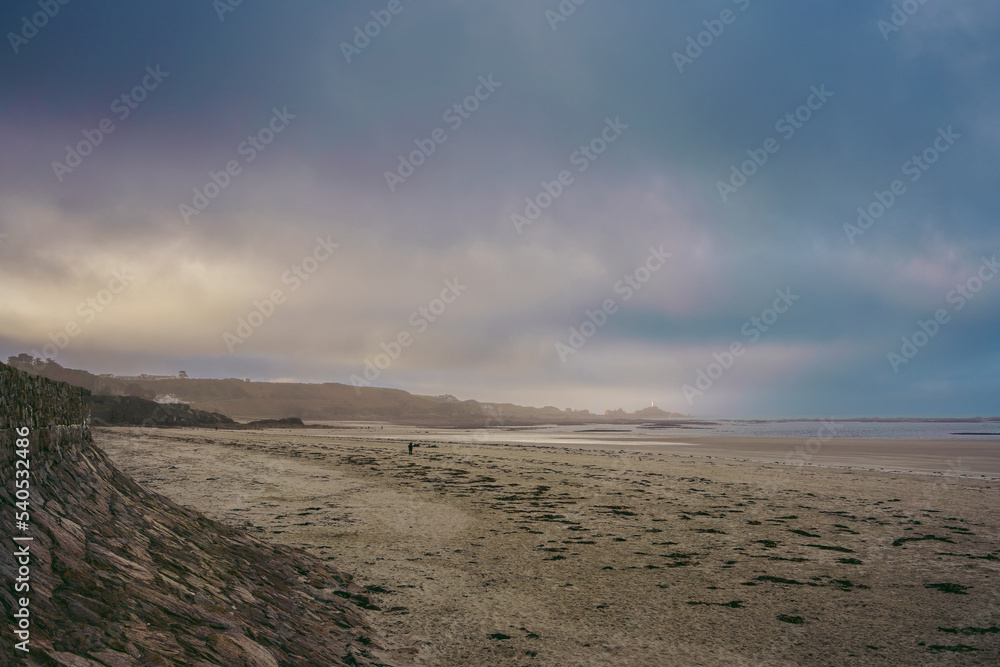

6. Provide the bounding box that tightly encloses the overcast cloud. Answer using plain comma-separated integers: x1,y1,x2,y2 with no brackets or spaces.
1,1,998,417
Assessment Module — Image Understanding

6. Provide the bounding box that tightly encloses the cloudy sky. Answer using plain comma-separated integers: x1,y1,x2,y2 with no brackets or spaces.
1,1,998,417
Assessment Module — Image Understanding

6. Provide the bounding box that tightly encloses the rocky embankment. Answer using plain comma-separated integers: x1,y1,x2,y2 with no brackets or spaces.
0,363,388,665
89,394,234,428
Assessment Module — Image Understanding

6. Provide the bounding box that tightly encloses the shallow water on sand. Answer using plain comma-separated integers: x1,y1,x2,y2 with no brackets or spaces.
297,422,1000,477
312,419,1000,443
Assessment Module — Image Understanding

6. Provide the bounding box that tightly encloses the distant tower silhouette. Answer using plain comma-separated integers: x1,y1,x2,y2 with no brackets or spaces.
651,399,655,408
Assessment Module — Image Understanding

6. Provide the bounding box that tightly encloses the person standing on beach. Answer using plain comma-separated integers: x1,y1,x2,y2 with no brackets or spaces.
408,442,413,455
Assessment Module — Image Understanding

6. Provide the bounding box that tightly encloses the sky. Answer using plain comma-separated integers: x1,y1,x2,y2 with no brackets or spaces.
1,1,998,418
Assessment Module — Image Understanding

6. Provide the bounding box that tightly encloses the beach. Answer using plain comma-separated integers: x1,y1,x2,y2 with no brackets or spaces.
96,427,1000,665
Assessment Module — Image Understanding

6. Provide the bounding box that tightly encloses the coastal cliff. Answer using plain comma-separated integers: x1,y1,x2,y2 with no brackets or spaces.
0,362,387,665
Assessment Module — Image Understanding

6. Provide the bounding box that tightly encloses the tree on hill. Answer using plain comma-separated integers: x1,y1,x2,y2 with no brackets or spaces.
7,353,42,367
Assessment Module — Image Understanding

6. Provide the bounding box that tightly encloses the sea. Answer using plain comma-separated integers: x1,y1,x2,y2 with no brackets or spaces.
310,419,1000,447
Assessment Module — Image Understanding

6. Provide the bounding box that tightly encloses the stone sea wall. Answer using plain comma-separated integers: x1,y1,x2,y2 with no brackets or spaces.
0,364,89,489
0,363,387,665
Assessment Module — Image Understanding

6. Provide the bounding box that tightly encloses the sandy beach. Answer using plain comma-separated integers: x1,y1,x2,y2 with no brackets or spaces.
96,427,1000,665
555,435,1000,478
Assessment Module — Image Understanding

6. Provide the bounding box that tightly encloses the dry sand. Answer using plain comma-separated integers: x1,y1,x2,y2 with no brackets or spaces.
95,428,1000,666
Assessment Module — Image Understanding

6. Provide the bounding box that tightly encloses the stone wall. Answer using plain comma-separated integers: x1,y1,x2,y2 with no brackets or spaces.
0,362,90,487
0,362,90,429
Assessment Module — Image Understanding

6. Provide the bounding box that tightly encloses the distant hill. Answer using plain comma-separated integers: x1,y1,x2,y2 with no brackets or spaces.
7,355,691,426
89,394,234,427
630,405,680,418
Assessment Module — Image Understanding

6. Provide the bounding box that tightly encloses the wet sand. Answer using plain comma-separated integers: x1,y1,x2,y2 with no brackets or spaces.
96,428,1000,666
291,424,1000,477
560,436,1000,478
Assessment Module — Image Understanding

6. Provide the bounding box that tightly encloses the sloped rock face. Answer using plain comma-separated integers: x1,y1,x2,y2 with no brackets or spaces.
0,363,388,665
89,394,234,427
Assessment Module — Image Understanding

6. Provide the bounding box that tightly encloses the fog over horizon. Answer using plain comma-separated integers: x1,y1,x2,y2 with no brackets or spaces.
2,2,998,418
